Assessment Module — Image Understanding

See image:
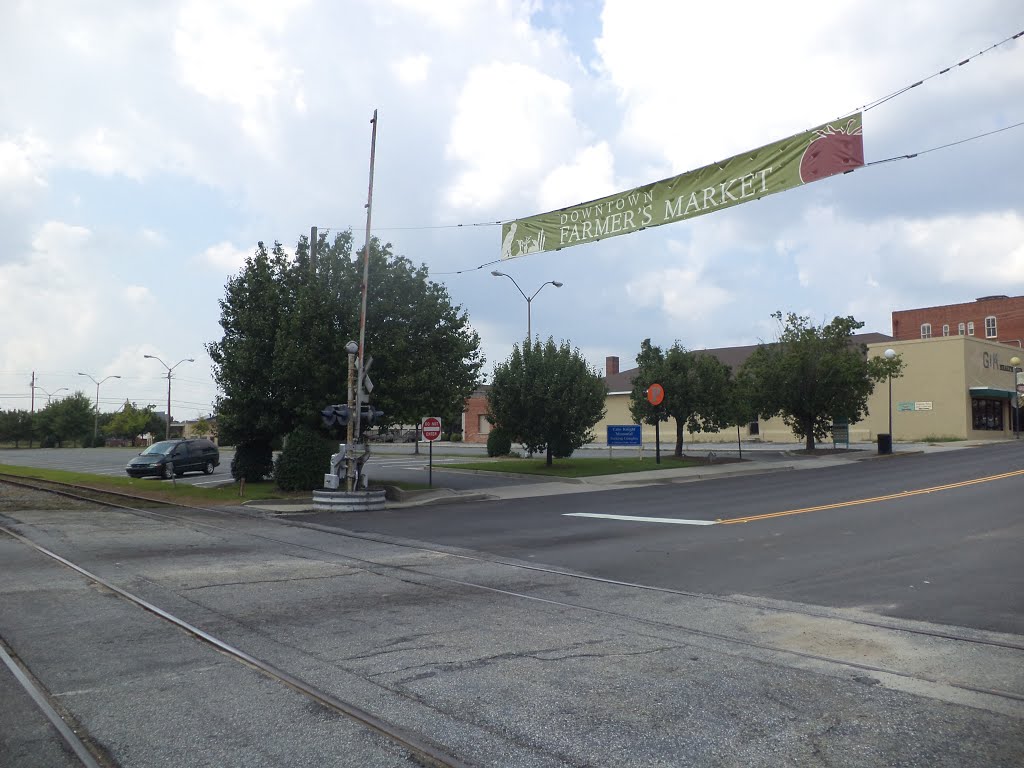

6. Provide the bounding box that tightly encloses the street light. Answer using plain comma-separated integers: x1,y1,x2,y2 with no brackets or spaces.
490,271,563,342
1011,355,1021,439
34,386,68,405
77,373,121,443
883,348,897,455
144,355,194,439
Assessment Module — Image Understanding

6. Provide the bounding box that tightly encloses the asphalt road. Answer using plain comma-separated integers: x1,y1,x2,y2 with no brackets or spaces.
1,442,1022,766
307,441,1024,635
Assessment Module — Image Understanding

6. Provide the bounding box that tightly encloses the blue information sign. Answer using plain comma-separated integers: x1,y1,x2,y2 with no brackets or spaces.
607,425,642,446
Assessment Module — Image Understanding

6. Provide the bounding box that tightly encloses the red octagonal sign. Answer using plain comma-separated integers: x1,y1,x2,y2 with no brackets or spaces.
421,417,442,442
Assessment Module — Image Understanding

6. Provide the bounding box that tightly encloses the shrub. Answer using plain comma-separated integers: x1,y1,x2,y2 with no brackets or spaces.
231,439,274,483
486,428,512,457
275,426,335,491
550,434,575,459
450,432,462,443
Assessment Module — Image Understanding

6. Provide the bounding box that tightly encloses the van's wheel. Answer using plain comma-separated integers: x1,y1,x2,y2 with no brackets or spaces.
204,461,215,475
162,464,173,480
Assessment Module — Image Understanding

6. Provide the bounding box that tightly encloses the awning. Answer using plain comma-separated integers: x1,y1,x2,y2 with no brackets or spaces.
969,386,1016,399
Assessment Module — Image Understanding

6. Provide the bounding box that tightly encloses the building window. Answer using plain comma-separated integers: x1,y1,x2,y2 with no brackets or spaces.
942,324,949,336
985,316,997,338
748,421,760,436
920,323,932,339
967,321,975,336
971,398,1003,431
477,414,491,435
958,322,965,335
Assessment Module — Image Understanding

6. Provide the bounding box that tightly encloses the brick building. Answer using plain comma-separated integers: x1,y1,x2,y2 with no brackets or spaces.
891,295,1024,347
461,386,491,444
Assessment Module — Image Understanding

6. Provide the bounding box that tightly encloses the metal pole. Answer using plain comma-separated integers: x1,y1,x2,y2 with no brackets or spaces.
526,297,531,342
346,350,355,492
355,109,378,439
888,374,892,436
165,371,172,440
94,382,101,441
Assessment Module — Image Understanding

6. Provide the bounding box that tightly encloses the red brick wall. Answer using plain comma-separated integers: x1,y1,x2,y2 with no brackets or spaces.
892,296,1024,346
462,389,491,444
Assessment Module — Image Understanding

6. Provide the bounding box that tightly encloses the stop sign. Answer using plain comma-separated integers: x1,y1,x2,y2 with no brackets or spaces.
421,417,442,442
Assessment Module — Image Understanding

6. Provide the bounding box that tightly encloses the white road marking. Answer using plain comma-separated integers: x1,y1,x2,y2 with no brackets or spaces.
564,513,717,526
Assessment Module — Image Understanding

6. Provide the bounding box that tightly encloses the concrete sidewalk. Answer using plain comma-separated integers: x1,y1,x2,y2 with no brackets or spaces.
247,439,1003,513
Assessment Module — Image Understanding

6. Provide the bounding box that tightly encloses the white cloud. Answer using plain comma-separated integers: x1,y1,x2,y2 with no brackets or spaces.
625,238,733,324
393,54,431,84
537,142,616,211
445,62,581,210
0,136,49,195
199,241,252,273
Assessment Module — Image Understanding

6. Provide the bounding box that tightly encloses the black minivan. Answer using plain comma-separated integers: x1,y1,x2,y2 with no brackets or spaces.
126,438,220,479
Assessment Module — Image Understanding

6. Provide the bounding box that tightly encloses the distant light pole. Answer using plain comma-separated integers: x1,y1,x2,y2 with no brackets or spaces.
490,271,563,342
144,355,194,439
883,348,897,454
34,386,67,405
1011,355,1021,439
77,373,121,443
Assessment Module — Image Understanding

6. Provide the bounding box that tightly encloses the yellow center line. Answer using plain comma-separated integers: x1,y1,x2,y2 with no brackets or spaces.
718,468,1024,525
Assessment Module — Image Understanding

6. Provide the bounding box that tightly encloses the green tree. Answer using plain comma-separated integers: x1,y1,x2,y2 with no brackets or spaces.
207,232,483,471
0,410,35,448
488,338,606,466
192,416,212,438
628,339,732,456
105,401,153,441
34,392,94,447
740,311,902,450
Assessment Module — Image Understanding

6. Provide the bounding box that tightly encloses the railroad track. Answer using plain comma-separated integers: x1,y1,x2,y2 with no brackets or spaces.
2,473,1023,766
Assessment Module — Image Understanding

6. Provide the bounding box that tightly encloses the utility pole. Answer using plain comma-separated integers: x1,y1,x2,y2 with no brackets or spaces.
310,225,317,274
355,109,378,439
30,371,35,413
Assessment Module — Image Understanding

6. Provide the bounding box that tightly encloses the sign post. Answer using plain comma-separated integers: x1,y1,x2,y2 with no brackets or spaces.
646,383,665,464
421,417,442,487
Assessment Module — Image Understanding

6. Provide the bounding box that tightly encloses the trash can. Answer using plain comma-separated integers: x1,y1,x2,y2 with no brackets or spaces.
877,433,892,455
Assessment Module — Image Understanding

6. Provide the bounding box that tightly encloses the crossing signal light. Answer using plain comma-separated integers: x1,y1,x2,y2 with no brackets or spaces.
321,404,350,429
359,405,384,429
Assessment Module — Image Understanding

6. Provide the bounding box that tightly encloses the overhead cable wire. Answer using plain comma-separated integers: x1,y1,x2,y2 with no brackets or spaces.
841,29,1023,117
859,119,1024,168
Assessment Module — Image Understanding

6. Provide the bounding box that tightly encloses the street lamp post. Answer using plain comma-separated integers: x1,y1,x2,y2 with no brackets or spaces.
1011,356,1021,439
491,271,563,342
883,348,896,455
77,373,121,443
144,355,194,439
34,386,68,405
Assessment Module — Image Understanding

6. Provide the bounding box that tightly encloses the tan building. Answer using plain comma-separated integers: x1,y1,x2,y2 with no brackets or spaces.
598,334,892,447
464,335,1021,447
865,337,1022,441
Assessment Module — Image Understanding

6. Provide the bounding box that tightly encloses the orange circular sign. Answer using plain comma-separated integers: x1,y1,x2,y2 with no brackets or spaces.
646,383,664,406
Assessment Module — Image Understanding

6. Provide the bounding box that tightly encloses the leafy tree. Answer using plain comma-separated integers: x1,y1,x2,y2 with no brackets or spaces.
208,232,483,466
740,311,902,450
192,416,212,438
208,241,292,462
105,401,154,441
0,410,35,448
33,392,94,447
720,365,760,452
628,339,732,456
488,338,606,466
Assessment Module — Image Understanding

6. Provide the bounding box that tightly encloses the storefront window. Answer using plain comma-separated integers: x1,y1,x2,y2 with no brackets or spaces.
971,398,1003,431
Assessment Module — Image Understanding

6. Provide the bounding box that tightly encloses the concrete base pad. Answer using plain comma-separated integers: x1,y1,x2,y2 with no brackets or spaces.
312,489,386,512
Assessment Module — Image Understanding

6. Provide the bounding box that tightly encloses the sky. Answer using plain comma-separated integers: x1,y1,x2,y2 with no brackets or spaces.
2,0,1023,420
